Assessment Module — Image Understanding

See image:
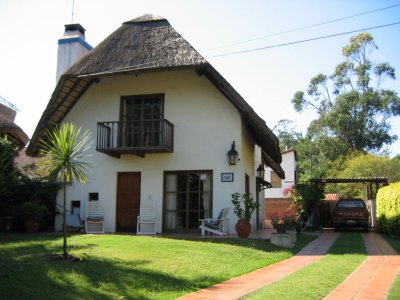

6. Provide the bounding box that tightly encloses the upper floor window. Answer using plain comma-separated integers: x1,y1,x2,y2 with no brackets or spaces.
119,94,164,148
120,94,164,121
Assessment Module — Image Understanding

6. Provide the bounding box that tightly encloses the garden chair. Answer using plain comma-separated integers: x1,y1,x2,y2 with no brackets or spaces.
85,201,104,233
199,207,229,236
65,213,85,232
137,200,157,235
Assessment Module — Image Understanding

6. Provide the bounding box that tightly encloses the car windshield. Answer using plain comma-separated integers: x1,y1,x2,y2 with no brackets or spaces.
337,200,365,208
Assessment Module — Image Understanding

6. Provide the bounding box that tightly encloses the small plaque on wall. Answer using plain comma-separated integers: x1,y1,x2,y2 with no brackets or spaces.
221,173,234,182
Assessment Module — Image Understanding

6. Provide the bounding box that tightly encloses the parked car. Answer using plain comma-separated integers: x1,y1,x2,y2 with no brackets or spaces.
332,198,370,231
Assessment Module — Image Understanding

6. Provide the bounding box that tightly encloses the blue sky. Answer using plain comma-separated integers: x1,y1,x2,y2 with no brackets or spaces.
1,0,399,156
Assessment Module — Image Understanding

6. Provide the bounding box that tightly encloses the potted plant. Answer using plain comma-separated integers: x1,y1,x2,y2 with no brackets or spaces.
231,192,258,238
17,202,49,233
270,211,286,233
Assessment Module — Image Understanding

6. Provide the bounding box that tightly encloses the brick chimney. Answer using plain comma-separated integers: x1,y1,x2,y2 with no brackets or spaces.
56,24,92,82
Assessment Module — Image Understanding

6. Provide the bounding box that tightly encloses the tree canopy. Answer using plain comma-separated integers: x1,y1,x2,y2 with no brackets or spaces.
292,33,400,153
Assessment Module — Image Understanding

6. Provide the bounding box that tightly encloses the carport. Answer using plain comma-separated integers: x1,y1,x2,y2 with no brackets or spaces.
312,177,389,229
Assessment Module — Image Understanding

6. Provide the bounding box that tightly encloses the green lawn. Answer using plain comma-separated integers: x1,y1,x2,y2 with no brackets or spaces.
383,235,400,300
246,232,367,300
0,233,315,299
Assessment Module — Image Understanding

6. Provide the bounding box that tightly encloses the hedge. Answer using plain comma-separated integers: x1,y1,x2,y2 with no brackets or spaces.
376,182,400,236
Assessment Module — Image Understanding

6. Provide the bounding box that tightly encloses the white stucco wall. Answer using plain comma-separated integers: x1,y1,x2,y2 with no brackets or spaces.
264,150,296,199
56,69,258,233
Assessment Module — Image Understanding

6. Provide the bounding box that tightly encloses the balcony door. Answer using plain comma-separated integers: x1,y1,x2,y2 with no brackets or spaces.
120,94,164,148
164,171,212,232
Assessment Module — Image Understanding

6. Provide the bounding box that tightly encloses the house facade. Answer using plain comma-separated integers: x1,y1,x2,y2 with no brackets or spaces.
27,15,284,234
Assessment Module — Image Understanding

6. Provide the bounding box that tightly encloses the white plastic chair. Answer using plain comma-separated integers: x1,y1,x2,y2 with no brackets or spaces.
199,207,229,236
85,201,104,233
137,200,157,235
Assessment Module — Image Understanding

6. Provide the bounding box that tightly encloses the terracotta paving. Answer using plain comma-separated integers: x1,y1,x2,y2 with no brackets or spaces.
178,231,400,300
324,232,400,300
177,231,339,300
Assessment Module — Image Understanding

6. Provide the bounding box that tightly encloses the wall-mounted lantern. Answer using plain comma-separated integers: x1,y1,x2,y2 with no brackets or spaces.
226,141,239,165
256,164,271,191
256,164,265,179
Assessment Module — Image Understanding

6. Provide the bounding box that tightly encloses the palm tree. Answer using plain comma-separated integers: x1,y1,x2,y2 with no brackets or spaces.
40,123,92,259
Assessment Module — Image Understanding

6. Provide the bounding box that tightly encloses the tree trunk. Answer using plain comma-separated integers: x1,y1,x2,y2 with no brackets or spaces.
62,179,68,259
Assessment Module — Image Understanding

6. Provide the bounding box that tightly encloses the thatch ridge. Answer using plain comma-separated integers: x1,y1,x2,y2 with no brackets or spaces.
124,14,166,24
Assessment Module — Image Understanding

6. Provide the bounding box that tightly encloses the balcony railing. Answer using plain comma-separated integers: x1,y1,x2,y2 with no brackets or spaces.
96,119,173,157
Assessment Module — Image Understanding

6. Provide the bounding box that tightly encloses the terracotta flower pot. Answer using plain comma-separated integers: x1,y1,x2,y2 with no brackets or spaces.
235,219,251,238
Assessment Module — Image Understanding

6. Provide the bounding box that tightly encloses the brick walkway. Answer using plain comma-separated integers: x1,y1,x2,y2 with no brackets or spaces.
178,232,339,300
324,232,400,300
178,231,400,300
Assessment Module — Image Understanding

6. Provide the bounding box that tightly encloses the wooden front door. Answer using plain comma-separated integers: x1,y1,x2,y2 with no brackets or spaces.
116,172,141,232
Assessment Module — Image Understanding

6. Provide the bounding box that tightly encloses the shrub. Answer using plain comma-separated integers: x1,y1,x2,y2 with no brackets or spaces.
17,202,49,223
0,137,19,217
0,136,59,231
292,181,324,216
231,193,258,222
376,182,400,235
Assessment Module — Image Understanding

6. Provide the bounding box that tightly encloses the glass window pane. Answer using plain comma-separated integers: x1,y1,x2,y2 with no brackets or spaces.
177,174,187,192
189,193,199,210
177,193,186,210
190,173,200,191
188,211,201,229
176,211,186,229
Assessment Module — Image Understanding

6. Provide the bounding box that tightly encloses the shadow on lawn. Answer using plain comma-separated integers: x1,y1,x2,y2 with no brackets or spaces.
0,235,217,300
1,256,214,300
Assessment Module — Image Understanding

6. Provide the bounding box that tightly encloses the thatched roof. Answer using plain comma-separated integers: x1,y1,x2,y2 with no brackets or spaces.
27,14,284,178
0,122,29,150
65,14,207,76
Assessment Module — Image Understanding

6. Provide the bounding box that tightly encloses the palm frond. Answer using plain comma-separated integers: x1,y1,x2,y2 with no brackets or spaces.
39,123,92,185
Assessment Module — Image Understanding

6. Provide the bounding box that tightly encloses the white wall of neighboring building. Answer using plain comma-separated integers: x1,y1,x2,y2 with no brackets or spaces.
55,69,258,233
264,149,297,199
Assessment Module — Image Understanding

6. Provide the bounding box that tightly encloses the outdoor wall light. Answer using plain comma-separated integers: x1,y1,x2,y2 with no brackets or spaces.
256,164,271,191
226,141,239,165
256,164,265,179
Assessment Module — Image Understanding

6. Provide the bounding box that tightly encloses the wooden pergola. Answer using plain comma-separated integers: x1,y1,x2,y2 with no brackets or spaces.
311,177,389,200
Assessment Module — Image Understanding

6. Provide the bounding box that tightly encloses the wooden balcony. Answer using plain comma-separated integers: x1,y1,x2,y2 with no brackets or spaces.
96,120,173,158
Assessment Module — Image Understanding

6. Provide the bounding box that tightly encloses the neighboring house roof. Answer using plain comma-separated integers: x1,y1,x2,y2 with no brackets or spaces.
15,148,45,177
0,122,29,150
26,14,284,178
0,101,29,150
325,193,340,201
